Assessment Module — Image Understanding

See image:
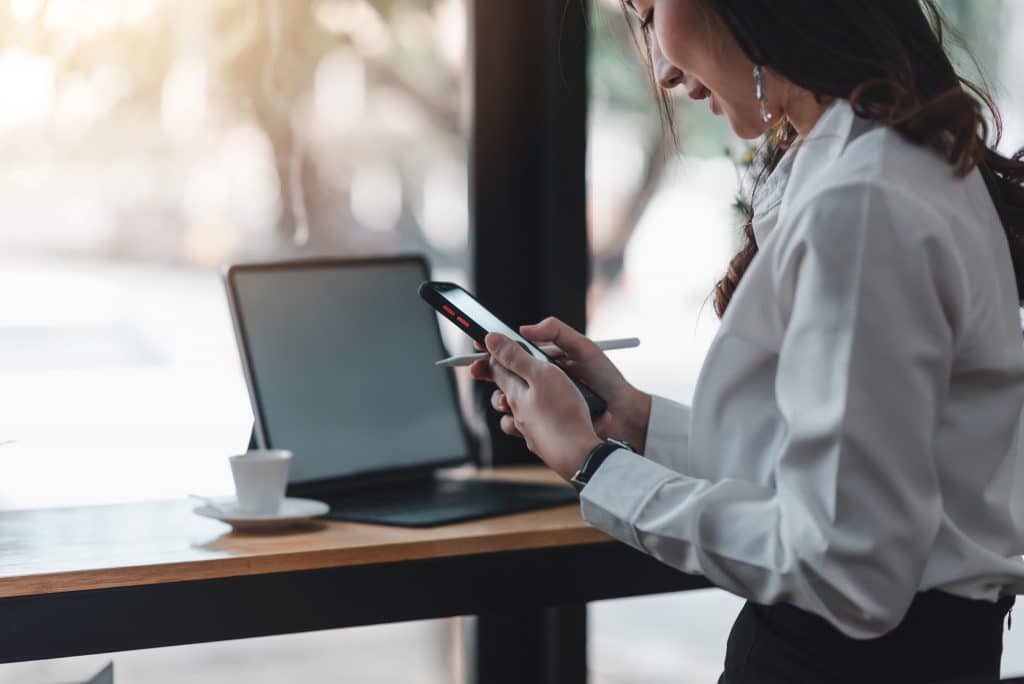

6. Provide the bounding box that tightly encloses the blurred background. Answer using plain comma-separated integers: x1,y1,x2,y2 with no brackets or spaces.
0,0,1021,681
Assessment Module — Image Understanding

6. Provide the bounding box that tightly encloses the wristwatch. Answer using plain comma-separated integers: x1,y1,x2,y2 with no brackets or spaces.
571,438,633,493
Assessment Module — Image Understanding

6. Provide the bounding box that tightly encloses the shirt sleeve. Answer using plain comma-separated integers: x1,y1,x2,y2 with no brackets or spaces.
641,395,692,472
580,183,963,638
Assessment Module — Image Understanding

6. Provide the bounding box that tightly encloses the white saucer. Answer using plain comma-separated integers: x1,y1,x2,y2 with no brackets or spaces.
193,497,330,531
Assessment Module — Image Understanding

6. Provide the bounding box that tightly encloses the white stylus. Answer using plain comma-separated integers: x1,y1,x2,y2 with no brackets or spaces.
436,337,641,367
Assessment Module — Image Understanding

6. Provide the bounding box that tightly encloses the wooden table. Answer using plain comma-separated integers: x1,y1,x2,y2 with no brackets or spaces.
0,467,707,683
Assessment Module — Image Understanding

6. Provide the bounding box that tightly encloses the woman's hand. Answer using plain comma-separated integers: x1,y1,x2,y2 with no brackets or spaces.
480,332,601,481
470,317,652,452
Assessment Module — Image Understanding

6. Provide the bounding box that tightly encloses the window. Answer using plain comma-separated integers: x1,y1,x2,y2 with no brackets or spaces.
585,1,1024,680
0,1,468,681
0,0,469,509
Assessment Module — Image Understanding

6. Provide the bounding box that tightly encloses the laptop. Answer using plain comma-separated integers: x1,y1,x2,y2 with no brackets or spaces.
224,256,578,527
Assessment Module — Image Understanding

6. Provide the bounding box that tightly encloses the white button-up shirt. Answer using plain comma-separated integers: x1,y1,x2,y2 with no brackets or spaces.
580,100,1024,638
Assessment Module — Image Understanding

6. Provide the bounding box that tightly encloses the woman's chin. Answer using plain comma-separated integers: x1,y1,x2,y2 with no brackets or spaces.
728,117,769,141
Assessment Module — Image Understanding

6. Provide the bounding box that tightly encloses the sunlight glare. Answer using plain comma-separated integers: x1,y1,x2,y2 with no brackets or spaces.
433,0,465,70
0,47,54,133
161,56,208,140
315,0,391,57
9,0,42,22
121,0,159,27
350,160,403,233
42,0,76,30
182,124,281,252
419,160,468,251
314,48,366,131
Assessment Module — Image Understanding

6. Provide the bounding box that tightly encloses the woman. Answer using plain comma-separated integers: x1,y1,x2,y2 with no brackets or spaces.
471,2,1024,682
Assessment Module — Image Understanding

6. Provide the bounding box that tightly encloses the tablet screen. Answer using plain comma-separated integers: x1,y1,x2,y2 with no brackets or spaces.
229,260,470,484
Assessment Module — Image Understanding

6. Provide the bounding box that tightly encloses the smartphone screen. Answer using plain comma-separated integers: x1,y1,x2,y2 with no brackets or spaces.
420,282,608,417
437,289,550,361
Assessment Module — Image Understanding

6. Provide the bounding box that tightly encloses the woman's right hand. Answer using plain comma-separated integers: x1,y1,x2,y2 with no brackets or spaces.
470,317,652,452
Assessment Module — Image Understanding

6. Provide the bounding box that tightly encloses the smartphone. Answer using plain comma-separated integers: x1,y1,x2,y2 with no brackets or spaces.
419,281,607,418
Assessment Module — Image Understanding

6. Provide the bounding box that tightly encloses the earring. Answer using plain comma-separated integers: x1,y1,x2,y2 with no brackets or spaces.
753,65,773,125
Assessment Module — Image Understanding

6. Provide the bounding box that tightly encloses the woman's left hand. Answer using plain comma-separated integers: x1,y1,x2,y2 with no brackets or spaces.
484,332,602,482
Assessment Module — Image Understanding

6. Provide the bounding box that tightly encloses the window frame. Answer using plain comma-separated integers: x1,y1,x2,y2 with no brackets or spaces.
469,0,591,466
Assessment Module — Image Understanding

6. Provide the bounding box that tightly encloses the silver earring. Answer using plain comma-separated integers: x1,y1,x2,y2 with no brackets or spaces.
753,65,773,124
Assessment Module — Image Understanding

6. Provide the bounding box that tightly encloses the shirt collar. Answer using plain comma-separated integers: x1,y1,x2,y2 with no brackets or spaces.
751,100,858,246
751,146,796,247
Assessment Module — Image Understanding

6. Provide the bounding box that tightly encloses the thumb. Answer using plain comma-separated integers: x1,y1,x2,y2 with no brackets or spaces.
520,317,596,358
486,333,543,382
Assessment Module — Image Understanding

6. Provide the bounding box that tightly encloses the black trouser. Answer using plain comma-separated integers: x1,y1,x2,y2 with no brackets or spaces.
720,590,1015,684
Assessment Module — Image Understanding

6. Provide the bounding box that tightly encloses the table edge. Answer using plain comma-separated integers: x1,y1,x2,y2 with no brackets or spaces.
0,522,614,599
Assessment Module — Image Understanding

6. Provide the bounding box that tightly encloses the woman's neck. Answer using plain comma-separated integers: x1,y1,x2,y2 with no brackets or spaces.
784,88,834,138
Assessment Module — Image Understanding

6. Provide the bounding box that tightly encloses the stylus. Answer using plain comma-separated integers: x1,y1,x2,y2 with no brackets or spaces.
435,337,641,367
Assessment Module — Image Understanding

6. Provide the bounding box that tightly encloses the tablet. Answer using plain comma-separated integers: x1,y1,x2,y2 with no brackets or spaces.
224,257,472,487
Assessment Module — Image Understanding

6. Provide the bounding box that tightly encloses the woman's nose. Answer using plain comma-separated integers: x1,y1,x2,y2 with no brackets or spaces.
650,37,684,90
657,62,685,90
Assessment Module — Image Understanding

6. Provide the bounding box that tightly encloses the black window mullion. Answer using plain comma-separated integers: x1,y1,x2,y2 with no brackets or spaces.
469,0,591,467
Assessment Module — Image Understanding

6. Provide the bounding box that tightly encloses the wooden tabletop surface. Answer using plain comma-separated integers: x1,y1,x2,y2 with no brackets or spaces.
0,466,611,600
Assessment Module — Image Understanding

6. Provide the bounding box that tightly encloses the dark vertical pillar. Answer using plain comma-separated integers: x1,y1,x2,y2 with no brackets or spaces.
467,1,592,681
469,0,591,466
469,605,588,684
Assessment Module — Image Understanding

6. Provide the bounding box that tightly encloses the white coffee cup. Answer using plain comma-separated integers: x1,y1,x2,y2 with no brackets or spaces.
229,449,292,515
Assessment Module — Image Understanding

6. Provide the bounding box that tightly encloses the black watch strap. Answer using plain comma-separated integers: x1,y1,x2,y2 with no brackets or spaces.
571,439,632,493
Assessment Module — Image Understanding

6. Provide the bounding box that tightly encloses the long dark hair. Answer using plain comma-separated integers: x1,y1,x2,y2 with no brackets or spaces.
631,1,1024,318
